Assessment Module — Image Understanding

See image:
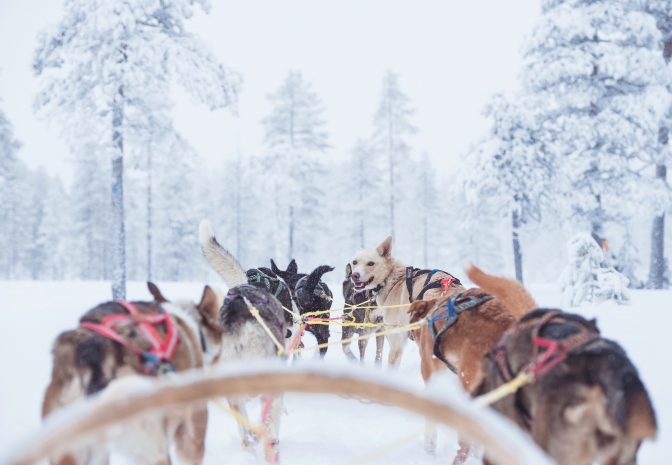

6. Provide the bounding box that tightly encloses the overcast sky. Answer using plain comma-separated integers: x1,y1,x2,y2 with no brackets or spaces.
0,0,540,187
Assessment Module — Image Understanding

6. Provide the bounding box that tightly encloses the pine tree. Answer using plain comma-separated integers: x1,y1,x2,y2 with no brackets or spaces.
522,0,669,242
262,70,329,262
461,93,554,283
645,0,672,288
34,0,241,298
371,71,417,239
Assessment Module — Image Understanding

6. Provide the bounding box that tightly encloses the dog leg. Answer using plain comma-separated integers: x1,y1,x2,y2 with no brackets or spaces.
261,393,284,464
374,330,384,367
341,327,358,363
386,332,407,368
358,332,370,363
227,398,257,450
452,437,476,465
423,421,437,455
174,403,208,465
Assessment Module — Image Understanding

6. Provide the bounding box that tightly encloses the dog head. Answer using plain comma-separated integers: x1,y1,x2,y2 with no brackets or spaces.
407,299,438,324
270,259,304,289
148,282,224,366
349,236,395,292
220,284,288,340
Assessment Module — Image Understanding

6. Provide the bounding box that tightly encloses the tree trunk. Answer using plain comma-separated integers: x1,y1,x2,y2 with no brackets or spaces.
649,163,667,288
146,146,152,282
389,151,395,239
512,209,523,284
111,91,126,300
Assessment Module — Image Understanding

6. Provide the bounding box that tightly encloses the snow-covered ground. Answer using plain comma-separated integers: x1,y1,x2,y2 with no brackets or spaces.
0,280,669,464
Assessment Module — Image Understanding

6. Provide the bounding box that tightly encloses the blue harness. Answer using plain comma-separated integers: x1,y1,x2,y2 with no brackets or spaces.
428,291,494,373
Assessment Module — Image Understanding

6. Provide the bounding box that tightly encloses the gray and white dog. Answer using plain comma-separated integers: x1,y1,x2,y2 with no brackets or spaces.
199,220,286,461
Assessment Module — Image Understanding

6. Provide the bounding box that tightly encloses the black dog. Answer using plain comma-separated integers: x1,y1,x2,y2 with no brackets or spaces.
271,260,334,357
245,267,294,334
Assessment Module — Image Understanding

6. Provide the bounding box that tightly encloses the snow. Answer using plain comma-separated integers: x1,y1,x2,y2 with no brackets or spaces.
1,280,670,464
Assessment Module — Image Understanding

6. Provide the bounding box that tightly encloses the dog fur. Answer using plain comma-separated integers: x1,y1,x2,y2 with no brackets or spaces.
469,266,656,465
218,284,287,462
199,220,296,337
271,260,335,357
406,265,522,460
41,283,224,465
199,220,287,460
349,236,464,367
341,263,384,364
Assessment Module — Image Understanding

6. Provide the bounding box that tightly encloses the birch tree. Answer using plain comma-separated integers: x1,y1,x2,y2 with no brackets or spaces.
262,70,329,262
33,0,241,298
372,71,417,238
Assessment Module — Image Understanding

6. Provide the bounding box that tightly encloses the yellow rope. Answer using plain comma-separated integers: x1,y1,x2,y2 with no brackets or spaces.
246,300,285,356
289,320,423,355
210,398,264,435
301,320,392,328
474,371,533,407
301,302,411,317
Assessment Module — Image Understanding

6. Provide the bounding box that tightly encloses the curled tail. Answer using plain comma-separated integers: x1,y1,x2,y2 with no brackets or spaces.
465,264,537,320
199,220,247,288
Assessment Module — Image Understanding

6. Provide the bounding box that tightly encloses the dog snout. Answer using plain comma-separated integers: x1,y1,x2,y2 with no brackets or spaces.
352,272,360,281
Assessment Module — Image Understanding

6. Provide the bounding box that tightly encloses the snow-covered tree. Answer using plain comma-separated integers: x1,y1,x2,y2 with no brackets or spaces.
461,93,555,283
262,70,329,262
34,0,241,298
645,0,672,288
522,0,669,242
372,71,417,238
415,152,439,269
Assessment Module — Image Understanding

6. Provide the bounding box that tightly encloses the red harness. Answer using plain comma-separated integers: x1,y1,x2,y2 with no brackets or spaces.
494,311,599,382
80,300,180,375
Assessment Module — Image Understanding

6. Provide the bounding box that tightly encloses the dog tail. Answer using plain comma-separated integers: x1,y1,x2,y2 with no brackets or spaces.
305,265,335,295
199,219,247,288
465,264,537,320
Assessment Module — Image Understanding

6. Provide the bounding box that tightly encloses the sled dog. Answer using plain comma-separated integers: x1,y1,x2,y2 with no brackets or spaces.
406,265,530,459
42,282,224,465
199,220,287,461
271,259,335,357
341,263,384,364
348,236,463,367
441,266,656,465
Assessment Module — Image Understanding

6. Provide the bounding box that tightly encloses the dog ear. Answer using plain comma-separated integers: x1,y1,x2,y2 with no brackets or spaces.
626,387,657,440
270,259,281,275
376,236,393,257
197,285,222,326
407,300,436,324
345,263,352,280
288,259,298,274
147,282,168,302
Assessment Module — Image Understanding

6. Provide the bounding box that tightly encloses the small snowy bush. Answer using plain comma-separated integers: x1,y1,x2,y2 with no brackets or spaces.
560,233,630,307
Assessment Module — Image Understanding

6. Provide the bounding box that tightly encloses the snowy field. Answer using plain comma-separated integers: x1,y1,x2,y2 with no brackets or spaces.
0,280,670,464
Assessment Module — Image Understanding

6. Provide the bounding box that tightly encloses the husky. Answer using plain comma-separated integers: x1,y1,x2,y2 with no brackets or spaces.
341,263,384,364
199,220,287,461
470,266,656,465
271,259,334,357
349,236,463,367
42,282,224,465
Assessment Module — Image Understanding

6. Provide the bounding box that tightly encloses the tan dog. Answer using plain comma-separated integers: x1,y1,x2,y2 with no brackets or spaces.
42,283,224,465
407,265,531,460
349,236,464,367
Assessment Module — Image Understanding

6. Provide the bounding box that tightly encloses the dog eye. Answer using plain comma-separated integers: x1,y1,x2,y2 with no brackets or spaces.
352,261,357,265
367,262,374,266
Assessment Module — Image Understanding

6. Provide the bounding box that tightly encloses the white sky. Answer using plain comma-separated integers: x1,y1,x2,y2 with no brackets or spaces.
0,0,540,187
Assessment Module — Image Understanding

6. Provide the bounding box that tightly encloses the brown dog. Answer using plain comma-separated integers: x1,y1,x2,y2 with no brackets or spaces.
469,269,657,465
42,283,224,465
407,265,532,459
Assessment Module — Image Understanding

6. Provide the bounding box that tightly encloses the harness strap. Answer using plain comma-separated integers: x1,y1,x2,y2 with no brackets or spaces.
80,301,179,375
427,292,494,373
248,271,285,298
406,267,461,303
